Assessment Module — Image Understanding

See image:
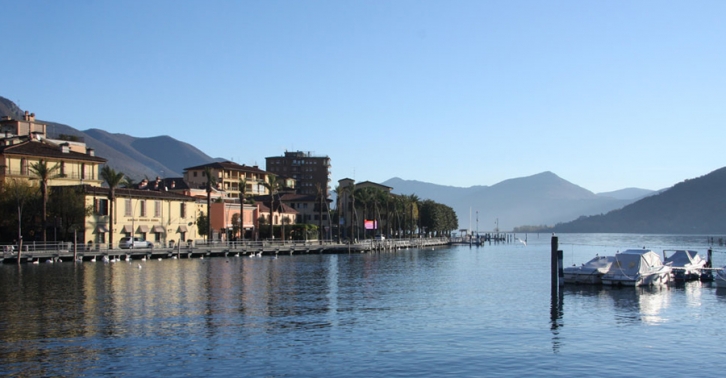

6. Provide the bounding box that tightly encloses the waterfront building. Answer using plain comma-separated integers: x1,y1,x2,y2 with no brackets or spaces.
265,151,331,198
0,112,106,189
83,185,197,248
0,111,47,138
0,139,106,189
183,161,272,201
209,201,260,241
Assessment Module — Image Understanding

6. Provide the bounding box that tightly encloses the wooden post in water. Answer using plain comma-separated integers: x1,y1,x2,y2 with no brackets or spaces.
73,230,78,262
558,248,564,286
551,235,559,289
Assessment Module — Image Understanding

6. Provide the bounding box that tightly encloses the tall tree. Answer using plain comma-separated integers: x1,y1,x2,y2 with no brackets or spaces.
407,194,420,237
48,186,93,241
3,180,37,263
316,183,326,243
121,176,137,188
29,159,61,243
333,185,343,242
349,185,358,241
100,165,125,248
238,178,248,241
203,166,217,243
263,175,280,239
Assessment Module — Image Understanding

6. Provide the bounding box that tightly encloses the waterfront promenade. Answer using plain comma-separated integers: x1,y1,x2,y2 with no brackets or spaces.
1,237,451,264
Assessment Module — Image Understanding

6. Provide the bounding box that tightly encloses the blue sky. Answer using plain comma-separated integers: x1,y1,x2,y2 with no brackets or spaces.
3,1,725,193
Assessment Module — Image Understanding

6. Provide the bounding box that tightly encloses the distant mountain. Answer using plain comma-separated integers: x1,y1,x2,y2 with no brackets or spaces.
596,187,657,200
552,167,726,234
0,96,220,180
384,172,636,231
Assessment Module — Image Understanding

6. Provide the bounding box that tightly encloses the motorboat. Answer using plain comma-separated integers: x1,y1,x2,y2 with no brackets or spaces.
663,250,707,281
713,267,726,287
601,249,671,286
564,255,615,284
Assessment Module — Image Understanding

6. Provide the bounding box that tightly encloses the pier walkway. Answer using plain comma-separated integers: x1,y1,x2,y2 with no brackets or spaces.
1,237,451,264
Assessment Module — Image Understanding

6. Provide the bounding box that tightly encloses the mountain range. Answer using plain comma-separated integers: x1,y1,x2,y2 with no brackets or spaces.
4,95,722,233
1,96,220,180
383,173,655,232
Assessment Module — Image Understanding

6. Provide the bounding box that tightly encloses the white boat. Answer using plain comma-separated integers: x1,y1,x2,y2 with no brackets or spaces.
564,255,615,284
663,250,707,281
713,267,726,287
601,249,671,286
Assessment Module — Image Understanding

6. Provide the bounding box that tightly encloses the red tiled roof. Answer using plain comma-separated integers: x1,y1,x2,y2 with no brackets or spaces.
0,140,107,163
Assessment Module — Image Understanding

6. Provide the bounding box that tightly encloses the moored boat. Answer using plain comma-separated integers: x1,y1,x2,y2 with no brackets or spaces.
564,255,615,284
601,249,671,286
663,250,707,281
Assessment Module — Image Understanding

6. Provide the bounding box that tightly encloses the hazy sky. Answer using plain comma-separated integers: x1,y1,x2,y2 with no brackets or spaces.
4,1,725,193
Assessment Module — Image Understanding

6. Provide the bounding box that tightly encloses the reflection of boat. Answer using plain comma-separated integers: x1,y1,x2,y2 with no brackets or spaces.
663,250,706,281
563,255,615,284
713,267,726,287
602,249,671,286
603,286,670,325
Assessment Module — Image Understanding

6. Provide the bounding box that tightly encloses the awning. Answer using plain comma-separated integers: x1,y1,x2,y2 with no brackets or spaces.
178,225,188,233
96,225,109,233
153,225,165,233
122,225,133,233
138,225,149,233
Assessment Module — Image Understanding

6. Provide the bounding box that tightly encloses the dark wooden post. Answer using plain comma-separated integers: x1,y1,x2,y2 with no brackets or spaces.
551,235,559,289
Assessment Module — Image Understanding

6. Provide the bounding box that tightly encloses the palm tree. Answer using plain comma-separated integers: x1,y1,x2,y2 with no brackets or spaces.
407,194,420,238
333,185,343,241
29,160,61,243
204,166,217,244
121,176,137,188
238,178,248,241
263,174,280,239
316,183,326,243
349,185,358,241
100,165,125,248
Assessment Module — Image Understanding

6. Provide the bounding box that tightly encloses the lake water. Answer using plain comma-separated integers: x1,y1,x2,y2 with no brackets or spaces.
2,234,726,377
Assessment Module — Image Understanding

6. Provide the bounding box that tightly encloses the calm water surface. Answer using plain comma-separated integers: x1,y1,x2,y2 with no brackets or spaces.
2,234,726,377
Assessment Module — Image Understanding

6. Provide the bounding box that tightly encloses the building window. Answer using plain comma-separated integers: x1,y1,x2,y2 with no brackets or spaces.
154,200,161,218
60,161,65,177
81,163,86,180
180,203,186,218
140,200,146,217
95,199,108,215
125,199,132,217
20,158,28,175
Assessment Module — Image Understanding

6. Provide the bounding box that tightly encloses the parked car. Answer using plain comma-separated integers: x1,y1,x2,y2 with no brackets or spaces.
119,237,153,249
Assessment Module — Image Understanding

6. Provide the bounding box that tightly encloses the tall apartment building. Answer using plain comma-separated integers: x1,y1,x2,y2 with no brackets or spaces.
265,151,331,198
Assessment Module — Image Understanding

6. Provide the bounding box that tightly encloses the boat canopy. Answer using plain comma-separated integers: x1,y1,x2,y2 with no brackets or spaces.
607,249,664,277
574,255,615,274
664,250,701,267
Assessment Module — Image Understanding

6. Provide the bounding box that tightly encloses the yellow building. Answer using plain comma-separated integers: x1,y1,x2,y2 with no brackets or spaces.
84,186,198,248
1,138,106,188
